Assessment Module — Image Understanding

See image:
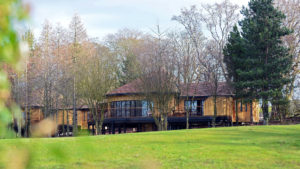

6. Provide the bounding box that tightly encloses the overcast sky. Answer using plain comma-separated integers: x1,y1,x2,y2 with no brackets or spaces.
23,0,249,40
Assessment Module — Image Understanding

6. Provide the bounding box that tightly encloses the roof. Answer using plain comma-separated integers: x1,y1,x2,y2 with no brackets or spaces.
107,80,233,97
179,82,233,97
107,79,142,96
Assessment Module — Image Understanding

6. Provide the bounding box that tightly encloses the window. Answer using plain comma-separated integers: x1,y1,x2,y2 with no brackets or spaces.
117,101,121,117
184,100,203,116
130,101,135,116
110,102,115,117
136,101,142,116
185,100,197,113
142,101,149,117
109,100,152,117
121,101,126,117
125,101,130,117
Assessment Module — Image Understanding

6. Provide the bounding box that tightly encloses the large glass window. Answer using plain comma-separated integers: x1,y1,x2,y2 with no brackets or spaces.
125,101,130,117
110,100,152,118
110,102,115,117
136,101,142,116
184,100,197,113
130,101,135,116
184,100,203,116
142,101,149,117
121,101,126,117
117,101,122,117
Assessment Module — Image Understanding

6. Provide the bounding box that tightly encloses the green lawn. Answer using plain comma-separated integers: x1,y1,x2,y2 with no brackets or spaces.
1,125,300,169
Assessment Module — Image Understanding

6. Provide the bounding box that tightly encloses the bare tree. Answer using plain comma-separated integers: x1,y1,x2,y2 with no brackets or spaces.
275,0,300,116
168,31,201,129
172,6,207,129
172,5,206,61
21,29,35,137
172,1,238,127
76,43,118,135
202,40,224,127
138,26,178,131
199,0,240,83
38,20,56,119
53,24,72,136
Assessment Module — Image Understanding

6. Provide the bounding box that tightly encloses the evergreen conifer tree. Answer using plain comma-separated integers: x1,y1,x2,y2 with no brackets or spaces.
224,0,292,124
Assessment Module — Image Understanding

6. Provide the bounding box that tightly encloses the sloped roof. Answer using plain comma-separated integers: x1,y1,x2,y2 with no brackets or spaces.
107,79,142,96
179,82,233,97
107,80,233,97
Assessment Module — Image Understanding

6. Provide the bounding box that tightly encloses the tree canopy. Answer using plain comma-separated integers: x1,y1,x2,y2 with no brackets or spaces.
224,0,293,123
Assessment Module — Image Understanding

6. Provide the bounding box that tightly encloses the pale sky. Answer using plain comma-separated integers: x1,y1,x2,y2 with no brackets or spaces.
23,0,249,40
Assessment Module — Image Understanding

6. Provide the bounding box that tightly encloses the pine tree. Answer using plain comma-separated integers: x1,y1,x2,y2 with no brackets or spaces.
224,25,246,124
224,0,292,124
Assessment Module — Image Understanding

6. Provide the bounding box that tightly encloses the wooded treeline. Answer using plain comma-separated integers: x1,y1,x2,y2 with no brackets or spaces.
8,0,300,136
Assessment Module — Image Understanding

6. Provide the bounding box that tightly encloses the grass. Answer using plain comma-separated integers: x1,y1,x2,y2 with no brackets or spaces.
1,125,300,169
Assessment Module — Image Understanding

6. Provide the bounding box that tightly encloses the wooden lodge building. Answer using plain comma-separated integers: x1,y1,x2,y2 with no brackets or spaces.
22,80,260,136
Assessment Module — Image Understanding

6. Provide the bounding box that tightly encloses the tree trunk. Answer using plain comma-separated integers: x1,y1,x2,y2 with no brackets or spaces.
163,114,168,130
67,110,69,136
152,113,162,131
250,100,253,124
262,99,269,125
98,110,105,135
26,110,30,137
185,94,190,130
160,114,165,131
235,99,239,125
95,109,104,135
16,76,21,137
73,76,77,136
152,109,168,131
212,95,217,127
62,109,65,136
95,120,100,135
186,110,189,129
25,48,29,137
